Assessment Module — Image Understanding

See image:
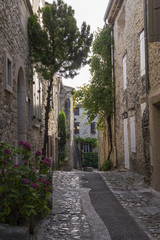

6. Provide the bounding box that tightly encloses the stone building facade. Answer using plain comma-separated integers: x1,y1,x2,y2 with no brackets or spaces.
0,0,74,169
104,0,150,177
104,0,160,190
147,1,160,191
74,105,98,140
0,0,36,147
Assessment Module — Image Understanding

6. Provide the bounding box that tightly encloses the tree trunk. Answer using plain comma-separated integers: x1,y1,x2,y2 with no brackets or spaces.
42,77,53,157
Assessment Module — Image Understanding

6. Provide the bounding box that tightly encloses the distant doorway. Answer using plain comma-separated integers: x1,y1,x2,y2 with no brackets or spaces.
17,67,26,143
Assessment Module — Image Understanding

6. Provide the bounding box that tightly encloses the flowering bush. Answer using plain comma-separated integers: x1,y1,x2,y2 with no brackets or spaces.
0,142,52,226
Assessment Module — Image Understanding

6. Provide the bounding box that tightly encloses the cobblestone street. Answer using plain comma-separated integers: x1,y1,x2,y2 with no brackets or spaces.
34,170,160,240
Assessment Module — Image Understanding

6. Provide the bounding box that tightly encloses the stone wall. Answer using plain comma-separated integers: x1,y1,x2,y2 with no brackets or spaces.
98,118,114,170
111,0,150,175
148,40,160,190
0,0,31,146
60,85,75,170
0,0,47,154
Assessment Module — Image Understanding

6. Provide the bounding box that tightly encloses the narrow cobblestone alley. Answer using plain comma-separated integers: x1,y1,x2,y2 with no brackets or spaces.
34,170,160,240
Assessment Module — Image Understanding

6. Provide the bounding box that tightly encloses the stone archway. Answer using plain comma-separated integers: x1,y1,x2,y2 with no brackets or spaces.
17,67,26,142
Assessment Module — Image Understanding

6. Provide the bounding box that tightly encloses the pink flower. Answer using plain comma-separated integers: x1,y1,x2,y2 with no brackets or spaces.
18,140,24,146
22,178,30,184
38,178,50,185
35,150,42,156
14,164,19,168
23,142,32,151
24,161,29,165
18,141,32,151
31,183,38,189
4,149,11,155
2,159,7,165
43,160,51,167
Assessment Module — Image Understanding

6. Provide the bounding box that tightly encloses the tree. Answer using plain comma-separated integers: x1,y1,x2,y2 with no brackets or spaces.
74,27,114,161
28,0,93,156
58,110,67,168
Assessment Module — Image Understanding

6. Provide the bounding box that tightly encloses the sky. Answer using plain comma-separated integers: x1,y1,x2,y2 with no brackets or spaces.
46,0,109,89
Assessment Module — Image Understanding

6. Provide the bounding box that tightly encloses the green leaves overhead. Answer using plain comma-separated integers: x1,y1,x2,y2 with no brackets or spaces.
28,0,93,79
74,27,114,125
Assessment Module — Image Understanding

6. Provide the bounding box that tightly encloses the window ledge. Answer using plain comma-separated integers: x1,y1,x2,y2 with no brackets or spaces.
5,84,13,93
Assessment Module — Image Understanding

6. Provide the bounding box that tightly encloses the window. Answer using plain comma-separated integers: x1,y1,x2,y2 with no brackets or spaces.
130,116,136,153
4,51,13,93
74,122,80,134
28,98,31,128
74,107,79,115
7,59,12,86
123,54,127,89
33,71,42,125
148,0,160,42
91,122,96,134
140,30,145,76
83,143,91,152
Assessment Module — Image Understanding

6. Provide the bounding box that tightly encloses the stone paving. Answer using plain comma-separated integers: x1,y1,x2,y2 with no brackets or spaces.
35,171,93,240
100,170,160,240
34,170,160,240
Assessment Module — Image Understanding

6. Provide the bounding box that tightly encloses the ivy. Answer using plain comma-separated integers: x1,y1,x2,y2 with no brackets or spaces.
74,27,114,125
28,0,93,156
74,27,114,161
75,137,98,149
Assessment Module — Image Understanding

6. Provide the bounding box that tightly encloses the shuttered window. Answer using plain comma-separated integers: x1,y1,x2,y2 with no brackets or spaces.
140,30,145,77
33,71,42,124
130,116,136,153
91,122,96,134
148,0,160,42
123,54,127,89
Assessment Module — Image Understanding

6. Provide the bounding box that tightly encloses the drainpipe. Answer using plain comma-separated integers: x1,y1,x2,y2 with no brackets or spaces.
143,0,149,93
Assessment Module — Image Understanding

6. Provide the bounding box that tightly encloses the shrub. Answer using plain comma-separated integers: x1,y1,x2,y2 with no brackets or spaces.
101,159,113,171
0,142,52,226
83,152,98,168
58,110,67,168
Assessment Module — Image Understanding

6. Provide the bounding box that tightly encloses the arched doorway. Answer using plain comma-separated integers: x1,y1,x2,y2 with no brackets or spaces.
17,67,26,142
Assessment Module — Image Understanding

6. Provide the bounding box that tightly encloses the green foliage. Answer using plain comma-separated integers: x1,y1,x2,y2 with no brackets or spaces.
74,27,114,125
0,142,52,226
58,110,67,167
83,152,98,168
28,0,93,79
28,0,93,156
75,137,97,149
101,159,113,171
